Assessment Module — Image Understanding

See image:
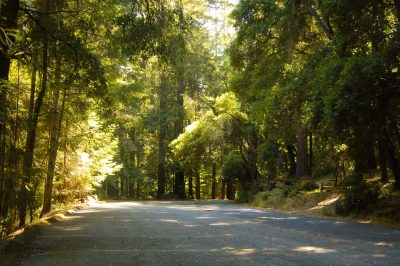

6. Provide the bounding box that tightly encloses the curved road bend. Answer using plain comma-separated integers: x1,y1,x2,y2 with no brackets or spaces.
19,201,400,265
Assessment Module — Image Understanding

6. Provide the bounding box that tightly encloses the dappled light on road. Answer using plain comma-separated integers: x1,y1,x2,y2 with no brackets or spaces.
183,224,200,227
195,216,215,219
222,247,257,256
159,219,181,224
375,242,394,247
209,222,230,226
258,216,299,221
292,246,336,254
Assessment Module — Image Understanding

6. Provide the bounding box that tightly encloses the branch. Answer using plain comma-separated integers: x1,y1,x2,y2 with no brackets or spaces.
303,0,333,40
19,6,77,15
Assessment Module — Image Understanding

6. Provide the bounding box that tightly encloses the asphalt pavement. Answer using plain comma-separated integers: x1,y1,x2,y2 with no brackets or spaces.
18,200,400,265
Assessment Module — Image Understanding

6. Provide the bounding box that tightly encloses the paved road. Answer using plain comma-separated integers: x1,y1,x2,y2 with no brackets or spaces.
19,201,400,265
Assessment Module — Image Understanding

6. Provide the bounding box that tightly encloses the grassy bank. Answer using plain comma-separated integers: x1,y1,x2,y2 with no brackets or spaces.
249,175,400,227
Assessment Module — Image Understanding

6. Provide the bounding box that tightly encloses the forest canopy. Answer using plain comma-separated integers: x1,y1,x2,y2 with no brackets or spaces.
0,0,399,235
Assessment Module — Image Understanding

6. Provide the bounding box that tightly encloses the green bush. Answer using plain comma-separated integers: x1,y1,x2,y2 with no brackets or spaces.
301,181,318,191
335,173,379,215
251,191,271,207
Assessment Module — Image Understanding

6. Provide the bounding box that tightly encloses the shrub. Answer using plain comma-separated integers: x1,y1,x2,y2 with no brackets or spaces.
335,172,379,215
251,191,271,207
301,181,318,191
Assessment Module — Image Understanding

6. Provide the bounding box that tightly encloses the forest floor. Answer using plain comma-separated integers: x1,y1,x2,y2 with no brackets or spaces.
2,200,400,265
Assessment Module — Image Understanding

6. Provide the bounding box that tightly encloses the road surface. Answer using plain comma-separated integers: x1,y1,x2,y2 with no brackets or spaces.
18,201,400,265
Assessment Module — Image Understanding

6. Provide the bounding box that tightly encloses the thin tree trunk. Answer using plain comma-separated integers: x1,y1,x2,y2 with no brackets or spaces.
41,70,67,217
136,180,141,200
1,62,21,218
303,0,333,40
136,146,141,200
286,144,296,177
157,75,167,199
221,179,226,199
0,0,20,172
387,138,400,190
211,164,216,199
0,0,20,214
226,178,234,200
19,0,50,225
247,124,258,183
308,132,313,176
174,2,186,200
378,138,388,182
174,78,185,199
296,127,307,178
188,169,193,199
195,171,200,200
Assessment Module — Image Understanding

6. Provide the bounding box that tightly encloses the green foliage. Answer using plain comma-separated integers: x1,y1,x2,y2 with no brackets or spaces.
251,191,271,207
336,173,380,215
222,152,249,183
300,181,318,192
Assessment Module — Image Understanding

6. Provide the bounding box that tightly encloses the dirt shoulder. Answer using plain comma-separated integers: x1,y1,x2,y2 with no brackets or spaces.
248,189,400,229
0,204,86,266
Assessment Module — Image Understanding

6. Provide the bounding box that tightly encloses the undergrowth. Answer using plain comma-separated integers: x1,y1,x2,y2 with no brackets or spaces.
249,174,400,226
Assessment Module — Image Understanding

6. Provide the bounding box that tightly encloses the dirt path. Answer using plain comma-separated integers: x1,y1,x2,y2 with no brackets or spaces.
17,200,400,265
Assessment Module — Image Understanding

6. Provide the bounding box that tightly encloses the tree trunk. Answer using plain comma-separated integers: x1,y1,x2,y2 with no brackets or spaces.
0,62,22,218
195,171,200,200
296,127,307,178
157,75,167,199
286,144,296,177
188,170,193,199
174,78,185,199
221,179,226,199
308,132,313,176
211,164,216,199
41,56,66,217
226,178,234,200
19,3,50,225
378,138,388,182
136,180,141,200
176,169,185,199
247,124,258,183
387,138,400,190
136,145,141,199
0,0,20,212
